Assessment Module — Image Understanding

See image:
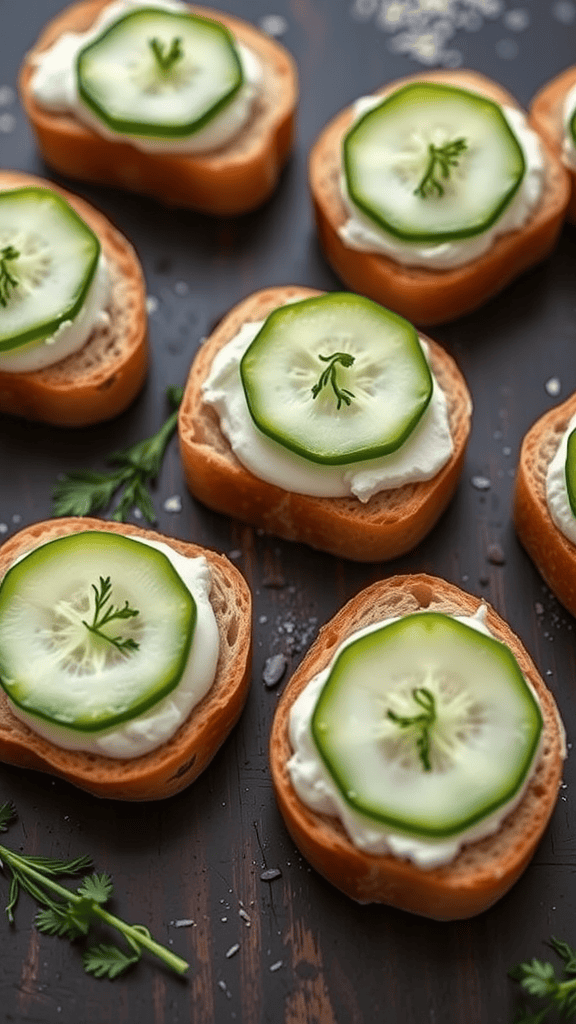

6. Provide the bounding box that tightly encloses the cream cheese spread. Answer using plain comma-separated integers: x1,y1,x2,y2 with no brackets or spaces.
546,411,576,543
202,319,454,502
287,608,544,869
30,0,262,154
339,96,546,271
562,84,576,171
7,537,220,758
0,254,112,373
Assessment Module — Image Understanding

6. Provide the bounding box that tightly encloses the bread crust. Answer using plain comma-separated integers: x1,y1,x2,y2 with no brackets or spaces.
514,392,576,616
0,517,252,800
269,574,565,919
529,66,576,223
19,0,298,215
178,285,472,562
309,69,571,326
0,170,147,426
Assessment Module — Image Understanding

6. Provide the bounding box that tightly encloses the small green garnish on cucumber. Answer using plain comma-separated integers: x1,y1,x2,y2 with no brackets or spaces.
311,612,542,839
0,802,189,979
240,293,432,465
386,686,436,771
82,576,140,656
77,8,244,139
343,81,526,243
311,351,356,410
149,35,184,74
413,137,468,199
0,245,19,307
0,187,100,353
564,427,576,518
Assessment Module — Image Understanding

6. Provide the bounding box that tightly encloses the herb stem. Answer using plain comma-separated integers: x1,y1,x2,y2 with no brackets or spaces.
414,138,468,198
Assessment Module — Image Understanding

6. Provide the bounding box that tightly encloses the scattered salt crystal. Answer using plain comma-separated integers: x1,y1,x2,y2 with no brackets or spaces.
0,113,16,133
260,867,282,881
263,653,287,688
226,944,240,958
11,514,21,524
228,549,242,560
471,475,491,491
260,14,288,35
174,281,189,296
174,918,195,928
0,524,7,534
535,602,544,615
146,295,159,314
239,908,251,926
259,615,268,624
553,0,576,23
0,86,15,105
545,377,561,397
163,494,182,513
269,960,283,972
504,9,530,30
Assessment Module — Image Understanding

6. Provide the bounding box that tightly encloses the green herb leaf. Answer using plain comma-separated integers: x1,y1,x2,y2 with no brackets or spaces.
82,576,139,656
387,686,436,771
414,138,468,199
149,36,184,74
0,804,189,979
510,939,576,1020
52,387,183,524
311,352,356,410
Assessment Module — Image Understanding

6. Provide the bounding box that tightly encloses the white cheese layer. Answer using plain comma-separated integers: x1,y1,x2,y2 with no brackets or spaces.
8,537,220,758
30,0,262,154
339,96,546,270
562,84,576,170
0,253,112,373
546,411,576,543
287,608,543,869
202,320,454,502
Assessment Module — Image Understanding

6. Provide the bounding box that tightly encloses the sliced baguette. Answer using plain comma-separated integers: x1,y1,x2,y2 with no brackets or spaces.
0,170,147,426
178,285,472,562
0,517,252,801
529,67,576,223
19,1,298,216
269,573,565,919
309,69,571,326
514,392,576,617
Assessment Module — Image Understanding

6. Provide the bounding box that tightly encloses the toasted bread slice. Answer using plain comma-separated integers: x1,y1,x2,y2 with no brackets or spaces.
0,170,147,426
19,1,298,215
178,285,472,562
0,517,252,800
530,67,576,223
309,69,571,326
269,573,565,919
514,392,576,617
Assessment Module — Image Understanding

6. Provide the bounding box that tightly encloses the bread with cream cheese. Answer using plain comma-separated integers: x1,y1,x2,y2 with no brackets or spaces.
0,170,147,427
18,1,298,215
269,573,565,919
0,516,252,801
514,392,576,617
529,66,576,223
309,69,571,326
178,285,472,562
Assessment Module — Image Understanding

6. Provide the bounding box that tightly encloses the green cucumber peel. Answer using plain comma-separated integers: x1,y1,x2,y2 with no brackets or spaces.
76,8,244,140
565,427,576,518
311,612,543,839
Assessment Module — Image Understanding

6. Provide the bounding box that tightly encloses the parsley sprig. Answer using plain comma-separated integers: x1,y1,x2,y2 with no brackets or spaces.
0,244,19,307
52,386,183,523
387,686,436,771
510,938,576,1021
414,138,468,198
149,36,184,73
0,802,188,979
82,576,139,655
311,352,356,410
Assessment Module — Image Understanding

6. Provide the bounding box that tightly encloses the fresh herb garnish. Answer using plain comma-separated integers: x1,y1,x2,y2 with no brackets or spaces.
311,352,356,410
414,138,468,199
0,801,188,979
82,576,139,655
387,686,436,771
52,386,183,523
0,245,19,307
510,938,576,1020
149,36,184,73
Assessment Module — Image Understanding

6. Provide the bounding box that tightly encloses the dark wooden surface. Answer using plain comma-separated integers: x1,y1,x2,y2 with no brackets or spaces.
1,1,576,1021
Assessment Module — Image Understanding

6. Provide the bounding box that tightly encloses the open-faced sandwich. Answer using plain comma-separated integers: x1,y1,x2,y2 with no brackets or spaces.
0,169,147,426
19,0,298,215
529,67,576,223
514,392,576,618
0,516,252,800
270,574,565,919
309,69,570,325
178,285,472,562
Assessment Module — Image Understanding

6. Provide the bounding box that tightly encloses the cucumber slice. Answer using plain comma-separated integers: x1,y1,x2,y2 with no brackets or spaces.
570,105,576,150
239,293,433,465
0,188,100,353
343,82,526,243
0,533,196,732
76,7,243,139
311,613,542,839
565,427,576,517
